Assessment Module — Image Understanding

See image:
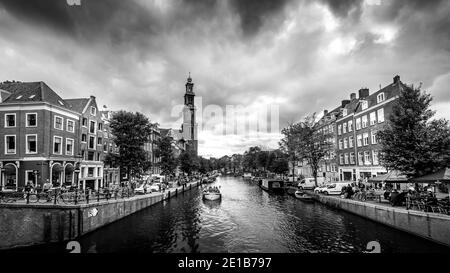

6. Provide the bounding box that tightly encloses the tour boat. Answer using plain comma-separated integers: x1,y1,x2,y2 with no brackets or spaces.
202,188,222,201
260,179,285,194
294,190,314,202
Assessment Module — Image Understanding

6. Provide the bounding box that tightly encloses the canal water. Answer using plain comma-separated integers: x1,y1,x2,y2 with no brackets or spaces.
14,176,450,253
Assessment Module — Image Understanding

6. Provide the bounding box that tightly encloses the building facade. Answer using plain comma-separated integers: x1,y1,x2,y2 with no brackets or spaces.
0,82,81,190
336,75,406,181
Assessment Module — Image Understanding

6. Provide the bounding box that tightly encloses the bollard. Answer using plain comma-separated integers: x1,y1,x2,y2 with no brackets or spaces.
97,191,100,202
75,190,78,205
175,188,178,196
86,194,90,204
26,192,30,204
54,191,57,205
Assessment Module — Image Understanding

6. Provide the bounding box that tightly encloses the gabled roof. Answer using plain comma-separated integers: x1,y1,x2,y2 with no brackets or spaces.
65,98,90,113
354,79,407,113
0,81,70,109
0,89,11,102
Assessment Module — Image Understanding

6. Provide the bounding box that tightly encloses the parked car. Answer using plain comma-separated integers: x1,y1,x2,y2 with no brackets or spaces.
149,183,161,192
134,183,152,194
314,184,329,194
297,177,326,190
321,182,353,195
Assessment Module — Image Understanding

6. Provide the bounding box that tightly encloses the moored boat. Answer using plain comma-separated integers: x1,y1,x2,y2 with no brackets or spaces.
260,179,285,194
294,190,314,202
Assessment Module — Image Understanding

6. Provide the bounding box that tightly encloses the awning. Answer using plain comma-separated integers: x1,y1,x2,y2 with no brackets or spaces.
368,170,409,183
411,167,450,183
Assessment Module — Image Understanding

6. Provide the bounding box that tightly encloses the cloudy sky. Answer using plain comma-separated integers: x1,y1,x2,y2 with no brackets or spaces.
1,0,449,158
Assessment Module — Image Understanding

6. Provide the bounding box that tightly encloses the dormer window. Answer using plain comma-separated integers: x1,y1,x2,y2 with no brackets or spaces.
342,109,348,116
91,106,96,116
377,93,385,103
58,100,64,106
361,100,368,110
16,95,22,99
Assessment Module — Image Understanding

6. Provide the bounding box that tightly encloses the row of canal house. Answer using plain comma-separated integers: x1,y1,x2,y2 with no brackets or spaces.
0,81,120,191
292,75,408,183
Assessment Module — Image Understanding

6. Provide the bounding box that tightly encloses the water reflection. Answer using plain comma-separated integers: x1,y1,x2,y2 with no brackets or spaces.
9,176,450,253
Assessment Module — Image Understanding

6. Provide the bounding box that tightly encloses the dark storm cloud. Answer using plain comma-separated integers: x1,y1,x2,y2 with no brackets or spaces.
320,0,363,19
229,0,292,36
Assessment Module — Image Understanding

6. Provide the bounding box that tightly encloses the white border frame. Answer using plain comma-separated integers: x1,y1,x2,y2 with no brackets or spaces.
4,134,16,154
66,119,75,133
25,134,38,154
4,113,16,128
25,113,38,127
66,138,74,156
53,136,63,155
54,115,64,131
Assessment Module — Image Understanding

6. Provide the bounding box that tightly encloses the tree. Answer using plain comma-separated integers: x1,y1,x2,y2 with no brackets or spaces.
281,114,333,187
377,86,450,177
243,146,261,173
179,147,199,175
156,136,178,176
109,111,154,181
280,123,301,182
267,150,289,177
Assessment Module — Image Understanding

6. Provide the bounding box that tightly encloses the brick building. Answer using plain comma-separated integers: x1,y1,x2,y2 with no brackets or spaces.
336,75,407,181
0,82,81,190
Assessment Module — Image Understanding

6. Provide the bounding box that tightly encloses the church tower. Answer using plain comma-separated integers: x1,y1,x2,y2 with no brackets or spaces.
181,73,198,156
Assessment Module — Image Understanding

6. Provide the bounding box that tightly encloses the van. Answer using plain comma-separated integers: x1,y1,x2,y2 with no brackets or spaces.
297,177,326,190
321,182,353,195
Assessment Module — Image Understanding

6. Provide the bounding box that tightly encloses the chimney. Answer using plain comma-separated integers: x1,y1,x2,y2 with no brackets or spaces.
341,100,350,108
324,109,328,116
350,93,356,100
358,88,369,99
393,75,400,84
90,95,96,100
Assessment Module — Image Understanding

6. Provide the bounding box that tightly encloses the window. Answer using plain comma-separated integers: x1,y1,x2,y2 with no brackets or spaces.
96,153,101,161
66,138,74,156
355,118,361,130
54,116,63,130
88,151,95,161
344,138,348,149
377,108,385,123
67,120,75,133
370,112,376,126
373,150,379,165
82,118,88,127
89,121,96,134
89,136,95,149
82,134,87,143
53,136,62,154
371,131,377,144
363,132,369,146
362,115,368,128
357,134,362,147
349,136,354,148
339,139,343,150
5,135,16,154
348,120,353,132
26,135,37,154
90,106,96,116
26,113,37,127
350,153,355,164
338,125,342,135
364,151,371,165
361,100,368,110
97,137,102,145
5,114,16,127
344,153,349,164
88,167,95,177
329,125,334,133
342,109,348,116
343,122,347,134
98,123,103,131
377,93,385,103
339,154,344,165
358,152,364,166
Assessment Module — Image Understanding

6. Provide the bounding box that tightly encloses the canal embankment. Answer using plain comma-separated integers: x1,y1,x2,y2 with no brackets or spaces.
0,180,201,250
309,192,450,247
